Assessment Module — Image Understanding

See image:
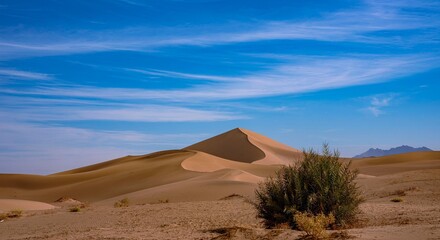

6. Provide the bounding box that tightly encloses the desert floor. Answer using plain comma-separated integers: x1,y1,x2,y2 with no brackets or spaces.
1,168,439,240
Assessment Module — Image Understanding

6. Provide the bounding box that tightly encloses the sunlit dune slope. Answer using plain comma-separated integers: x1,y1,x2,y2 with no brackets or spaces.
0,150,201,203
346,151,440,176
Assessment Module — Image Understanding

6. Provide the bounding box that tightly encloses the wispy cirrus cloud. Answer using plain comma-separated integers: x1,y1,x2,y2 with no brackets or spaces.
0,68,52,80
2,54,435,102
126,68,242,82
0,96,245,122
0,0,438,60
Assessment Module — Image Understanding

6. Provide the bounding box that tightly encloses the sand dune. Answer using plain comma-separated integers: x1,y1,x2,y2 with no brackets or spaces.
1,128,440,239
240,128,302,165
347,151,440,176
0,150,200,202
185,128,302,165
181,150,279,175
184,128,266,163
0,128,299,204
0,128,438,205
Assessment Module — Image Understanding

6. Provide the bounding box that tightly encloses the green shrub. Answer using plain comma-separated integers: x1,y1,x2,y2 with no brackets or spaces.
114,198,130,208
294,212,335,239
255,144,363,228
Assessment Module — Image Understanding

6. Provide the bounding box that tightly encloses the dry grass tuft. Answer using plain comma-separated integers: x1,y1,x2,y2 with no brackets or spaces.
294,212,335,239
389,186,420,197
114,198,130,208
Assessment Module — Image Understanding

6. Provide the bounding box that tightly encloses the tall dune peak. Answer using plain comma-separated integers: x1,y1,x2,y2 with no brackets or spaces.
184,127,301,165
184,128,266,163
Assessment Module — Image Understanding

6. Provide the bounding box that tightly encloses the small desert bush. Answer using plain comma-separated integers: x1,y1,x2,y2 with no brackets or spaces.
7,209,23,218
114,198,130,208
69,206,81,212
255,144,363,228
0,209,23,221
390,198,403,203
294,212,335,239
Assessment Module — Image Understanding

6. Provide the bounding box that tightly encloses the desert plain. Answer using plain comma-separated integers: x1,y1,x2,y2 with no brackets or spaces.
1,128,439,239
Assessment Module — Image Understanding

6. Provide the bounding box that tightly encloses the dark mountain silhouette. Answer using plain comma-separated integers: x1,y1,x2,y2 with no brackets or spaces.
353,145,432,158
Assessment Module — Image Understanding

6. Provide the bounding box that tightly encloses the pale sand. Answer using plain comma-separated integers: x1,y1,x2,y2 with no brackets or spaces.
0,168,439,239
0,128,439,239
0,199,56,212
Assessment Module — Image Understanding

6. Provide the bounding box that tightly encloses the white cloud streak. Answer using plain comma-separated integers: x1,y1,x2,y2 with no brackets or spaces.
0,68,52,80
126,68,242,82
2,54,435,102
0,1,438,59
4,105,244,122
0,96,245,122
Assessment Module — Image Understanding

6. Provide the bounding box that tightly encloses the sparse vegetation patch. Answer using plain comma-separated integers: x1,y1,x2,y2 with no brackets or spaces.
389,186,420,197
7,209,22,218
0,209,23,221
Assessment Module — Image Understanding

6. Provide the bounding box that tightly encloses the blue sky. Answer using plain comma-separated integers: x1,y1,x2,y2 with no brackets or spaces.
1,0,439,174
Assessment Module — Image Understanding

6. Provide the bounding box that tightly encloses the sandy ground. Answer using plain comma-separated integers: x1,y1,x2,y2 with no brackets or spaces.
1,168,439,240
1,128,439,239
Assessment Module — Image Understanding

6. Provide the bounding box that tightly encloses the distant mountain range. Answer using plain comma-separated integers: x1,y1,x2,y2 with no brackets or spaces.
353,145,433,158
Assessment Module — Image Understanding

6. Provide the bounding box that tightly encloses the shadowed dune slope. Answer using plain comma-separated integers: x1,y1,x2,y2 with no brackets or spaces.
184,128,266,163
